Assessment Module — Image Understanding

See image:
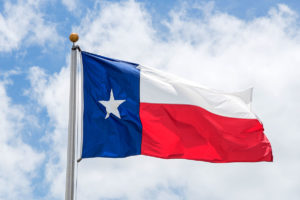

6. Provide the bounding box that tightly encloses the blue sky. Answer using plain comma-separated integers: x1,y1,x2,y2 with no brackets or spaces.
1,0,300,199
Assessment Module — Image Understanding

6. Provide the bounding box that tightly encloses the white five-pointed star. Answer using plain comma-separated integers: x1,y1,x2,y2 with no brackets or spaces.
98,89,125,119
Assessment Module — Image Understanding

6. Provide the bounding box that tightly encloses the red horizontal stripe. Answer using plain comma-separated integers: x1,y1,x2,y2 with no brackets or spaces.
140,103,273,162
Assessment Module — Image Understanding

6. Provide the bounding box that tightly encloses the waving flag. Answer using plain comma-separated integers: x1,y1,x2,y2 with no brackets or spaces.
81,51,273,162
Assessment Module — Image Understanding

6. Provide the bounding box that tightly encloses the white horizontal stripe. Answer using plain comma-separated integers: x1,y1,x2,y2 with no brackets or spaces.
139,65,256,119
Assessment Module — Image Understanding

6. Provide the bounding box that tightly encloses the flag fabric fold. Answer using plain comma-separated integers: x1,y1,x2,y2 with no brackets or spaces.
81,51,273,162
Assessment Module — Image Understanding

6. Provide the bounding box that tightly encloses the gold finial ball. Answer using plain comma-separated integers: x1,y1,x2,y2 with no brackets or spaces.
69,33,79,43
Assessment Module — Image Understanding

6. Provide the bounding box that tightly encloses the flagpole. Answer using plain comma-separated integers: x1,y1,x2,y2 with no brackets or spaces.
65,33,79,200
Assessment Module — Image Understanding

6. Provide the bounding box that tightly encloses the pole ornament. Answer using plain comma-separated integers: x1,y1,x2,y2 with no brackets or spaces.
69,33,79,43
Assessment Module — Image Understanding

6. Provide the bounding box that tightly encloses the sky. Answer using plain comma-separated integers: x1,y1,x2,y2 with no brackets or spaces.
0,0,300,199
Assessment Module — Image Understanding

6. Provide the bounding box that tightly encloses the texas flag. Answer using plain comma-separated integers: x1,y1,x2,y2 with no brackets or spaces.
81,51,273,163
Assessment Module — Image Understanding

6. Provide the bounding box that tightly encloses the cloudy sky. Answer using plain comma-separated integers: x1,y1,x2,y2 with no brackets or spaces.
1,0,300,199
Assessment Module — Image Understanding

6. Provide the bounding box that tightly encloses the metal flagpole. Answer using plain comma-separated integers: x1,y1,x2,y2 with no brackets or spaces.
65,33,79,200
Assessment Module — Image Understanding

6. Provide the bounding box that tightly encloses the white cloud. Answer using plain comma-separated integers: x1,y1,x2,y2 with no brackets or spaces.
61,0,79,12
28,66,70,199
0,75,44,200
29,1,300,199
0,0,61,52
